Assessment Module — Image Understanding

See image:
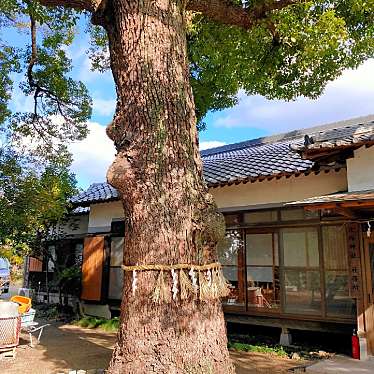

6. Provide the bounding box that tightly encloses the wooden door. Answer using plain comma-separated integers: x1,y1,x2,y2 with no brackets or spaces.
81,236,105,301
364,236,374,355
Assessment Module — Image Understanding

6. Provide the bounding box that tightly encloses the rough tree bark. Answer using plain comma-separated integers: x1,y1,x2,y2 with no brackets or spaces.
34,0,301,371
91,0,235,372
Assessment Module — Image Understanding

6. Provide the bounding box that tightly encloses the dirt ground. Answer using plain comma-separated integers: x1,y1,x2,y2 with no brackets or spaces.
1,322,307,374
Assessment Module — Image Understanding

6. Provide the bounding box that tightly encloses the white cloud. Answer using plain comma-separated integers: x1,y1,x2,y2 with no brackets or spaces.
199,141,226,150
69,121,116,188
10,117,115,189
63,43,87,62
65,39,113,85
213,59,374,133
329,59,374,93
78,54,113,84
11,87,34,113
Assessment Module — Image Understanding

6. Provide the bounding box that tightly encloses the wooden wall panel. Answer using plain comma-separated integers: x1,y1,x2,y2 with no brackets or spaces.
81,236,104,301
28,257,43,272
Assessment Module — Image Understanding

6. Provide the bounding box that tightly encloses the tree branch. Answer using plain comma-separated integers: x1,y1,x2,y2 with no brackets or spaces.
35,0,103,12
186,0,254,29
186,0,302,30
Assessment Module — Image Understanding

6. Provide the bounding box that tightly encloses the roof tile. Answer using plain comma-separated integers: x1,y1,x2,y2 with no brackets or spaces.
71,116,374,205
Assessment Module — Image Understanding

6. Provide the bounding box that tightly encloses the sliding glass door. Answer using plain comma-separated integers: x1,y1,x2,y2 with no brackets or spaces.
246,231,280,310
280,227,322,315
219,214,355,320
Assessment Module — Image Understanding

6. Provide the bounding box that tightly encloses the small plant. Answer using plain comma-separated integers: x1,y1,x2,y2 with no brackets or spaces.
228,341,288,358
100,317,120,332
74,316,120,332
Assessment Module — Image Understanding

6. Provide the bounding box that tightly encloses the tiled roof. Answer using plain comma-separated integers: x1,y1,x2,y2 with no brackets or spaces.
288,190,374,207
202,138,314,187
71,183,119,206
69,138,320,204
71,116,373,205
70,206,90,215
291,115,374,154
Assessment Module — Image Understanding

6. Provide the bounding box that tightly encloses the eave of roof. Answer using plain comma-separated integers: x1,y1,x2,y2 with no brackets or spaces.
291,115,374,157
206,167,342,189
70,183,119,207
73,197,119,207
288,189,374,209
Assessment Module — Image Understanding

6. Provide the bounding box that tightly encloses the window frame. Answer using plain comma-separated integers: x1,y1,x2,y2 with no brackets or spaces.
106,220,125,302
218,229,246,311
222,209,356,322
322,225,354,318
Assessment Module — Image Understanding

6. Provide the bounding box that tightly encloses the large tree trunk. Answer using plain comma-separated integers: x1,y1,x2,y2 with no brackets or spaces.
95,1,234,372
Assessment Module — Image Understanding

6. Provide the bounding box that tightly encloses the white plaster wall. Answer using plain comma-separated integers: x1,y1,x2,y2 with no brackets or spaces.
88,201,124,231
85,169,348,226
67,215,89,235
210,169,347,210
347,146,374,192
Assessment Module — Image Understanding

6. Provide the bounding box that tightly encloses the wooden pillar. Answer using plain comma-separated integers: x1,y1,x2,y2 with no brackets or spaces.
362,232,374,356
347,223,370,358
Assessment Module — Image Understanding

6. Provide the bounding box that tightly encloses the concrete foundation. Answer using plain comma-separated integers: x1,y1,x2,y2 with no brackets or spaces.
279,327,292,346
359,336,369,361
81,302,111,319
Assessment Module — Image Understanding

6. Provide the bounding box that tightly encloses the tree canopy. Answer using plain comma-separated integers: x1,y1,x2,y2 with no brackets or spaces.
1,0,373,252
1,0,374,258
1,1,90,159
1,1,84,258
188,0,374,124
2,1,373,372
0,1,373,131
0,145,78,257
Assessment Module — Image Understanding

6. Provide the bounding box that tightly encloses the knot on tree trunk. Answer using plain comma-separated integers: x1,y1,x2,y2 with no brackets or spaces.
107,120,135,151
106,151,135,194
191,196,226,262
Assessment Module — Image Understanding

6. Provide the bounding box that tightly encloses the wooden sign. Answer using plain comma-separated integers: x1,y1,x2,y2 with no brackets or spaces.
347,223,362,298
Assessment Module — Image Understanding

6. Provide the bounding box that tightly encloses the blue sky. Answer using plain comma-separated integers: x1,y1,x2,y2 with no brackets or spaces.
5,23,374,189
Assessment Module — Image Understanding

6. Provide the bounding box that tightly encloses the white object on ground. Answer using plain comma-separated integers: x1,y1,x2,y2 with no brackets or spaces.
306,354,374,373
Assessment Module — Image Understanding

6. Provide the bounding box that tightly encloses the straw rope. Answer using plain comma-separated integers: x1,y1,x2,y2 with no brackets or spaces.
123,262,230,303
122,262,222,272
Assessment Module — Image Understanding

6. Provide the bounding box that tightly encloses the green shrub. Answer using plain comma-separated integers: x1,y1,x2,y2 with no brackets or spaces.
228,341,288,357
100,317,120,331
74,316,119,332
